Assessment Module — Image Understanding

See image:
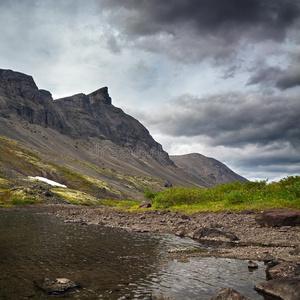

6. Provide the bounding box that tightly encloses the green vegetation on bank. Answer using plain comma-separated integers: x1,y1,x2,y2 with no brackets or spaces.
100,199,140,211
50,188,103,206
144,176,300,212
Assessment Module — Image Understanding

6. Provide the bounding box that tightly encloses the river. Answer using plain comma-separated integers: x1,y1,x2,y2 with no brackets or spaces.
0,210,267,299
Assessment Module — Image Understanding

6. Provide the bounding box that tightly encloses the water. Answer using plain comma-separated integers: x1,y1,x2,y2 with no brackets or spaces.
0,210,266,299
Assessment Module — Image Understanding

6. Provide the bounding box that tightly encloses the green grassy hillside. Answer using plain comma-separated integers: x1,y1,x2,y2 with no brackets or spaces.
0,135,162,206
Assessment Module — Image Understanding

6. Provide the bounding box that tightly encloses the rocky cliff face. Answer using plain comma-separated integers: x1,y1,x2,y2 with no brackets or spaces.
0,68,171,165
55,88,163,156
0,69,67,133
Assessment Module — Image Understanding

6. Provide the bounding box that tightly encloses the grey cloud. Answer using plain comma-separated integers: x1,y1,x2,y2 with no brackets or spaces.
99,0,300,63
247,46,300,90
276,68,300,90
247,66,283,86
143,93,300,148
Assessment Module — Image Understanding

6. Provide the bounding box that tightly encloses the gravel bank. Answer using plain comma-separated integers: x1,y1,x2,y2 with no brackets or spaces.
33,205,300,264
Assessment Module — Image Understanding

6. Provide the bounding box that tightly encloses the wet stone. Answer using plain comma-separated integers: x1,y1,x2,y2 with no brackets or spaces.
210,287,248,299
37,277,77,295
248,260,258,269
263,253,275,264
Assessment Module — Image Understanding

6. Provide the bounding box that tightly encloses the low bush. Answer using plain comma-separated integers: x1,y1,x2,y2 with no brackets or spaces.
146,176,300,212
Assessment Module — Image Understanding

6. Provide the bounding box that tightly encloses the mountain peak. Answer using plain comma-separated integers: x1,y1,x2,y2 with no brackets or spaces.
88,86,111,105
0,69,38,95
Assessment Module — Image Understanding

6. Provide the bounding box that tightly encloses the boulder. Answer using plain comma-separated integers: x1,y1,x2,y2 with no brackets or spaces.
255,210,300,227
139,201,152,208
254,277,300,300
248,260,258,269
210,288,248,300
37,278,77,295
262,253,275,264
266,261,299,280
192,227,239,242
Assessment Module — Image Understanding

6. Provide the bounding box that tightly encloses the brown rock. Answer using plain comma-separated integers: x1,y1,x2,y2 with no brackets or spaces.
193,227,239,241
139,201,152,208
150,294,175,300
175,229,185,237
263,253,275,264
266,262,299,280
37,278,77,295
210,288,248,300
255,209,300,227
254,277,300,300
248,260,258,269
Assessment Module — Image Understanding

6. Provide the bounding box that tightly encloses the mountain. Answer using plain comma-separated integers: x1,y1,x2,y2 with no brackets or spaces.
0,68,210,204
170,153,248,187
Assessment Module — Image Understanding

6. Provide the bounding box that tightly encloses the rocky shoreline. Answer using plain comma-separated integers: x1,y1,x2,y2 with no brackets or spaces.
50,206,300,263
1,205,300,299
1,205,300,263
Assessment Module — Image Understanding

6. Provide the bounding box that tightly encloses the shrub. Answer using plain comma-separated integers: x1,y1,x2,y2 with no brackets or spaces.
288,182,300,198
143,188,158,200
225,190,247,205
244,180,267,191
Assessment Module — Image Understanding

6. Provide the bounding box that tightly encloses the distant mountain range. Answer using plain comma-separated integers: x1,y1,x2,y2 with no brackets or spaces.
0,68,247,201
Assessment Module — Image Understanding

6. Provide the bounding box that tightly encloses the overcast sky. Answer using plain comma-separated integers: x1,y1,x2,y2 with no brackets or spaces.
1,0,300,181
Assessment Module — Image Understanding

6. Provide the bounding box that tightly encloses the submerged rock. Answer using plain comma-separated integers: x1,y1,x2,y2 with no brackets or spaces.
210,287,248,299
254,277,300,300
37,277,77,295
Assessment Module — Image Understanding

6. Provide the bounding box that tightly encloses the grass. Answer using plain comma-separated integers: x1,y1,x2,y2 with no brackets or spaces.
100,199,140,211
144,176,300,213
0,188,43,206
51,188,103,206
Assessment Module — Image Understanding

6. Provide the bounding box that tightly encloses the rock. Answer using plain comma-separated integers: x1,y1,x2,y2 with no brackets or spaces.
289,247,300,256
255,209,300,227
139,201,152,208
266,261,299,280
254,277,300,300
38,277,77,295
210,287,248,299
175,229,185,237
262,253,275,264
181,214,189,220
150,294,175,300
248,260,258,269
193,227,239,242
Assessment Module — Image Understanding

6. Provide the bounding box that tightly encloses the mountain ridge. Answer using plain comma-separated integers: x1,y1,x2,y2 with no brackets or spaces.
0,68,247,204
171,153,248,187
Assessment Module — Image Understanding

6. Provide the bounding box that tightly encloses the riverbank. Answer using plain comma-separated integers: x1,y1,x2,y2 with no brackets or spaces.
4,205,298,264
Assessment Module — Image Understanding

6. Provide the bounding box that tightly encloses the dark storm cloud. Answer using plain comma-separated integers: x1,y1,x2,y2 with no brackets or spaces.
100,0,300,63
143,92,300,148
276,68,300,90
247,66,283,86
247,46,300,90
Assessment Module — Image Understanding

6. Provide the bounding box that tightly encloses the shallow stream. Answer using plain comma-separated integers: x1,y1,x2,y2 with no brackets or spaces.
0,210,267,299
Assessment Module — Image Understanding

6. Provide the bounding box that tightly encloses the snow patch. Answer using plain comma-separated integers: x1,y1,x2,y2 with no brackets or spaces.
28,176,67,188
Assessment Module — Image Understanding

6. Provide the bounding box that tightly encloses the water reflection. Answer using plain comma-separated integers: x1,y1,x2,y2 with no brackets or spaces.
0,210,266,299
